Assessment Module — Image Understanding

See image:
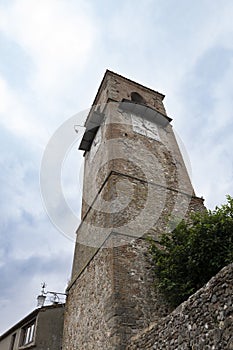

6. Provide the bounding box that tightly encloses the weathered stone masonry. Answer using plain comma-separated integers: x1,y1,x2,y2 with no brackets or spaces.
62,71,205,349
127,263,233,350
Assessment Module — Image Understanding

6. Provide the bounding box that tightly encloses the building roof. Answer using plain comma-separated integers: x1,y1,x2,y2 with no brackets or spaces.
92,70,166,107
0,304,65,340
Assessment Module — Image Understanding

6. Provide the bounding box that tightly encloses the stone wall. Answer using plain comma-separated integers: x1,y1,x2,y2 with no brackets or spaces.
92,70,167,117
62,248,116,350
127,263,233,350
63,237,172,350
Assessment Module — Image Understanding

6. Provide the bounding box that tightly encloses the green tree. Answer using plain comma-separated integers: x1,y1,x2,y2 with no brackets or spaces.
149,195,233,307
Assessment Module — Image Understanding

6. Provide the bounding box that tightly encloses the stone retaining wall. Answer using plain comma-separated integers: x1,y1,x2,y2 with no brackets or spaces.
127,263,233,350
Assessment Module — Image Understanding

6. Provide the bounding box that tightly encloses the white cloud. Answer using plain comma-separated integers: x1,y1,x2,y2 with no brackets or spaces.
0,0,97,95
0,76,48,143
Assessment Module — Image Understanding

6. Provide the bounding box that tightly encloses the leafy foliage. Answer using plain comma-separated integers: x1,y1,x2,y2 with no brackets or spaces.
149,196,233,307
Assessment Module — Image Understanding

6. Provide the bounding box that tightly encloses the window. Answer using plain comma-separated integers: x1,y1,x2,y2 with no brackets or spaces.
20,321,35,346
9,333,16,350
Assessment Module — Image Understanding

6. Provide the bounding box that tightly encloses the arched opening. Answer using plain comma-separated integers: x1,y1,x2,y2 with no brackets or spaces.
131,92,146,105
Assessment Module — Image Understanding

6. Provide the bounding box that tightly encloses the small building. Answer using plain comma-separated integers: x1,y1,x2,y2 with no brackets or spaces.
0,304,64,350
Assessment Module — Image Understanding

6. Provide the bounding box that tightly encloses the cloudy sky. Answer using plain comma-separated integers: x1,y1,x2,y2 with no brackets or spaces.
0,0,233,334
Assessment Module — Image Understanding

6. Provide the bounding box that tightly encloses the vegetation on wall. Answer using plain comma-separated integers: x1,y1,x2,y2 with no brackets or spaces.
149,196,233,307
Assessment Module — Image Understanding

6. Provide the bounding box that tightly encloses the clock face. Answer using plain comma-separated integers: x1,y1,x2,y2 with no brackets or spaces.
131,114,160,142
89,127,102,162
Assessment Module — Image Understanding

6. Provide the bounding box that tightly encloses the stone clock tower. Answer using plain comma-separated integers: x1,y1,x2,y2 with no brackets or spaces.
62,71,204,349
